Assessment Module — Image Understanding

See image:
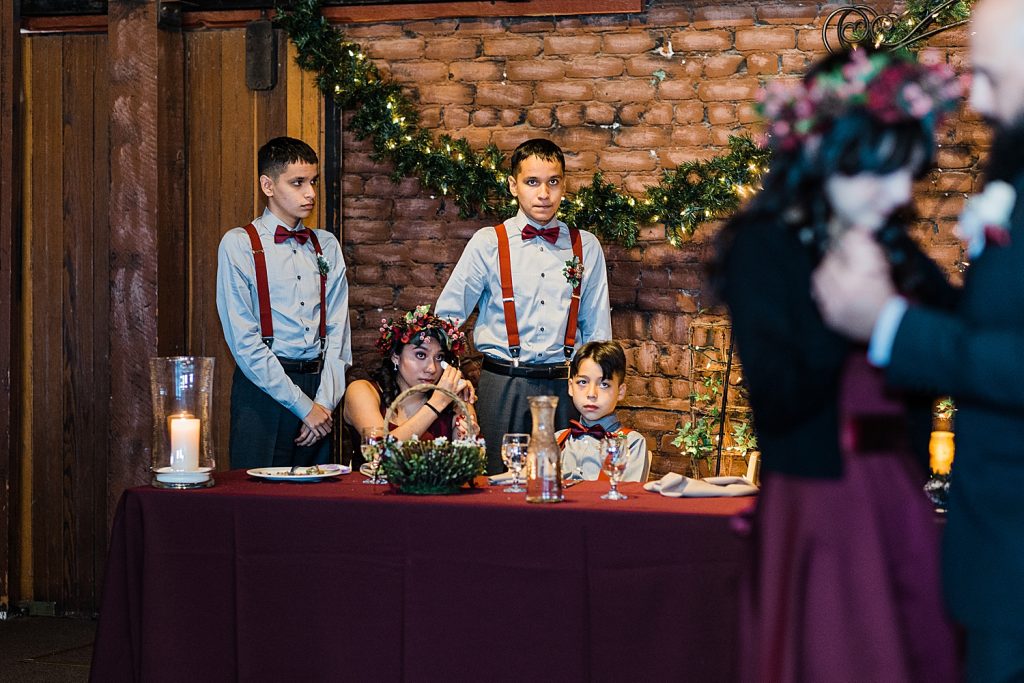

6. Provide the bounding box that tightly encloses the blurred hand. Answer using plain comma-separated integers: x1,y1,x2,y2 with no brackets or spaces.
812,231,895,342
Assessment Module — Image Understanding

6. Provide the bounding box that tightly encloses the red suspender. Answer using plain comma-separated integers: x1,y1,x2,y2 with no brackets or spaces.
493,223,522,366
242,223,274,348
494,223,585,366
563,227,584,361
241,222,326,356
306,231,328,357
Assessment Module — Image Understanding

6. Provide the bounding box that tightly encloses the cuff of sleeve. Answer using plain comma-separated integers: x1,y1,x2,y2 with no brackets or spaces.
867,296,909,368
291,394,315,422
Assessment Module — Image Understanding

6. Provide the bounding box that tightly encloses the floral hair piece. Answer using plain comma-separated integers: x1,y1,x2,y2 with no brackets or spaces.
759,49,963,153
375,304,468,358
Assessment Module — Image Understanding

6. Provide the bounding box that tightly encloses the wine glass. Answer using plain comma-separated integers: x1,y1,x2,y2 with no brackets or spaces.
501,433,530,493
600,433,630,501
361,426,387,484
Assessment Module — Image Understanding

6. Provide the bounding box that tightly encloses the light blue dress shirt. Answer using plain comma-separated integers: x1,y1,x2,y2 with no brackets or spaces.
555,414,650,483
216,209,352,420
434,209,612,364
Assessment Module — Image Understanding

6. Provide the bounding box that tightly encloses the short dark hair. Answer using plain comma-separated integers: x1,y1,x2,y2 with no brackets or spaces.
570,341,627,383
510,138,565,176
257,136,318,179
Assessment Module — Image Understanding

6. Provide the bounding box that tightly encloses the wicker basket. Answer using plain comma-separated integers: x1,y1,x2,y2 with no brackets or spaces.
379,383,486,495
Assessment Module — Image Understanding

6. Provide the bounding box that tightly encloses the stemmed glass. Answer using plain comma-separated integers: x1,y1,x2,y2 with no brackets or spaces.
501,433,530,493
361,426,387,484
600,432,630,501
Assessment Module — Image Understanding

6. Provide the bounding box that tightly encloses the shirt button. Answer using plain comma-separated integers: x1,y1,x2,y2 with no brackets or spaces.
293,249,297,254
297,275,302,280
540,327,545,332
540,300,545,305
300,301,305,306
305,326,310,331
541,273,545,278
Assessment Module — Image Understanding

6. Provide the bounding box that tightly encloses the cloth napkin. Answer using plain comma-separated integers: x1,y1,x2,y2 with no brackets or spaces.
643,472,758,498
488,471,517,485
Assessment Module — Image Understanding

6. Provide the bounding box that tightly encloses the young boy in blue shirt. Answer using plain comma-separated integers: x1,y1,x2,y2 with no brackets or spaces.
556,341,650,482
216,136,352,469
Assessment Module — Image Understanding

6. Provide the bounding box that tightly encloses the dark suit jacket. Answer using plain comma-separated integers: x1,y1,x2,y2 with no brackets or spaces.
722,215,956,478
888,173,1024,633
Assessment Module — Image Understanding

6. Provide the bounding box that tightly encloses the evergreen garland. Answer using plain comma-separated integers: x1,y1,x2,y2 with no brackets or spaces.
276,0,969,248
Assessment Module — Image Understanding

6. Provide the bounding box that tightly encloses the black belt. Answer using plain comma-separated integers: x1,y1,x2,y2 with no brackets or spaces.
482,357,568,379
277,357,322,374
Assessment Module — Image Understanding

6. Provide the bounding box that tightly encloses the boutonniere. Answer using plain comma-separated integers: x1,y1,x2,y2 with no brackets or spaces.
562,255,584,288
316,254,332,277
955,180,1016,258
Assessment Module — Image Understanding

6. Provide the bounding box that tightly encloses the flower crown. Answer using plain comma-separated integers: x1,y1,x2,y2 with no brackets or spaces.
375,305,467,358
759,49,963,153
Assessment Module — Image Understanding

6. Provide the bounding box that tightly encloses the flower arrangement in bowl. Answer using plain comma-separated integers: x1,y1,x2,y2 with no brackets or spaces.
379,384,486,495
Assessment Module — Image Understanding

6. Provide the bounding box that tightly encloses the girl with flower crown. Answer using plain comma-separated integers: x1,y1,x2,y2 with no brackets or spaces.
713,48,962,681
343,305,476,443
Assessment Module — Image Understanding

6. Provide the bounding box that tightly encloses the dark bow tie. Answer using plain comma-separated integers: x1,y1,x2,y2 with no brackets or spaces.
274,225,310,245
569,420,606,441
521,224,560,244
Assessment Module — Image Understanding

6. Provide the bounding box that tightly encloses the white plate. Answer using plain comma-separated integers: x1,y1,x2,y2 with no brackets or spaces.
247,464,350,482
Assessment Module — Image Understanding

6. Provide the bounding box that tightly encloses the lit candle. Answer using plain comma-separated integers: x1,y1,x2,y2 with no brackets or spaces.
169,416,200,471
929,430,954,476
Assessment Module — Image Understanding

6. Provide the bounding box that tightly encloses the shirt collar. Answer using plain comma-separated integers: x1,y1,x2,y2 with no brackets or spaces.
259,208,306,235
580,413,621,432
511,209,565,235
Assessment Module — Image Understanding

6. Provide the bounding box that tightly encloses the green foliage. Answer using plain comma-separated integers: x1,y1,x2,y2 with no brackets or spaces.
379,436,486,495
276,0,969,247
877,0,975,49
275,0,768,246
731,422,758,455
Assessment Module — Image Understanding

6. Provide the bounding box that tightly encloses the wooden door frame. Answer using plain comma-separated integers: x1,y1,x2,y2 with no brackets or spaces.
0,0,24,616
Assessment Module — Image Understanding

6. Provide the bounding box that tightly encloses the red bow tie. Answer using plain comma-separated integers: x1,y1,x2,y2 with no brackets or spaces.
521,224,560,244
274,225,310,245
568,420,606,441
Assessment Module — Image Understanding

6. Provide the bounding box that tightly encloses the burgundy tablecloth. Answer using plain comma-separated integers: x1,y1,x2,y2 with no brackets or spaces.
90,470,752,682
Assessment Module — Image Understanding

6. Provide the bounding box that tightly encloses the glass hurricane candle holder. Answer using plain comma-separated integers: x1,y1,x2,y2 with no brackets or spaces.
150,356,216,489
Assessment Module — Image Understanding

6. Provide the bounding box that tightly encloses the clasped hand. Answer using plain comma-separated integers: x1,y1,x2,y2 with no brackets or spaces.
296,402,333,447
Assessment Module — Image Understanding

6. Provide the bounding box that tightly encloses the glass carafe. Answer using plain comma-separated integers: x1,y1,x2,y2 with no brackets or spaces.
525,395,564,503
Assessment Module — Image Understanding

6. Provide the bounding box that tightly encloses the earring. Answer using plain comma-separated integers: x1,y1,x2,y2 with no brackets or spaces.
393,362,398,371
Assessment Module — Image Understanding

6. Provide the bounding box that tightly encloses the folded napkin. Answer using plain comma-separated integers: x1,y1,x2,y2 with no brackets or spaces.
643,472,758,498
487,471,517,485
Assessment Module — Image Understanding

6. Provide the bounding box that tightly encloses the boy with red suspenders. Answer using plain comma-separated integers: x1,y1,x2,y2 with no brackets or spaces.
216,137,351,470
435,139,612,473
556,341,650,483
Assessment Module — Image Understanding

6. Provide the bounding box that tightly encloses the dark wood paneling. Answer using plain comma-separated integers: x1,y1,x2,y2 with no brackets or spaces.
107,1,185,521
0,0,23,611
28,34,66,604
61,33,109,614
187,29,231,468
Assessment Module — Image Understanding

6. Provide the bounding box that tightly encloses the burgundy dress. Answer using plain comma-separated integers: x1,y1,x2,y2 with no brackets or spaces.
739,354,959,682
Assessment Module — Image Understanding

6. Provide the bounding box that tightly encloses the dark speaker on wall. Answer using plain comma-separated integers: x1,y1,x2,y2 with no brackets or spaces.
245,19,277,91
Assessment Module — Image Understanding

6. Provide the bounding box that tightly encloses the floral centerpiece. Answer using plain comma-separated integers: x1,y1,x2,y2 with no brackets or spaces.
379,435,486,495
379,382,485,494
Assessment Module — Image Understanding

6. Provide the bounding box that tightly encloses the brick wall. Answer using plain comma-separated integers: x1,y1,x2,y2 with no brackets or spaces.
339,0,985,478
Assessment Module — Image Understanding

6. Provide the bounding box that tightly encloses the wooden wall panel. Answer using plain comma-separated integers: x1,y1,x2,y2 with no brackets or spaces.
60,33,109,614
25,34,65,605
1,0,23,612
21,33,110,613
186,29,232,468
